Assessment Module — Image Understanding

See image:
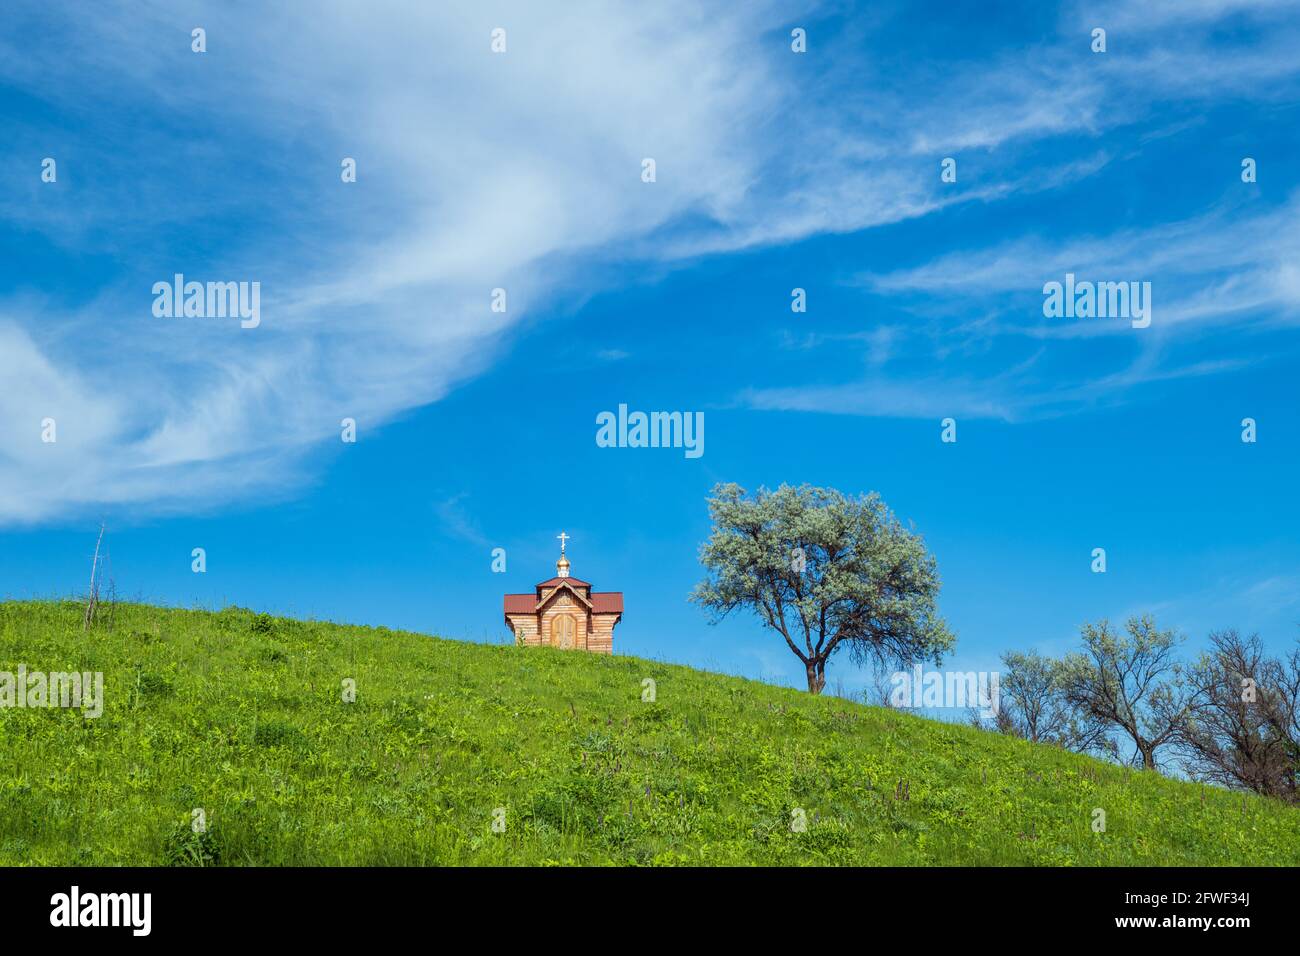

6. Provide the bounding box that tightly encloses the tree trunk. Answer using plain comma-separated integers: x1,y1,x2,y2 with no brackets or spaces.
1138,742,1156,770
805,659,826,695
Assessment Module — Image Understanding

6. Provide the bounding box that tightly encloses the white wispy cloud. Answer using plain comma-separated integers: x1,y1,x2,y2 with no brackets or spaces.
861,196,1300,332
434,493,493,549
738,0,1300,423
3,0,1300,520
745,191,1300,422
0,0,825,522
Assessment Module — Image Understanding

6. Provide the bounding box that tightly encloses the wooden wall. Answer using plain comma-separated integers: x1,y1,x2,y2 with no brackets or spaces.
506,598,619,654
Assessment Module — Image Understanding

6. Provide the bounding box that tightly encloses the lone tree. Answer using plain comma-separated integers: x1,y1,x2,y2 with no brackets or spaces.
691,482,954,694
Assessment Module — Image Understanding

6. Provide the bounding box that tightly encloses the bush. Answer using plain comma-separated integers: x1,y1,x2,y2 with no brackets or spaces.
253,720,304,749
161,822,221,867
135,671,173,698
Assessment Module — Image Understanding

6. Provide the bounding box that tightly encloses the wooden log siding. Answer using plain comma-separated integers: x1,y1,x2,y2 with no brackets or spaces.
503,559,622,654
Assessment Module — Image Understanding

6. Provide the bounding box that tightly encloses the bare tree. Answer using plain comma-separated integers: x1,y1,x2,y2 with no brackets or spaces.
863,657,904,709
1176,630,1295,800
997,650,1113,755
83,523,105,632
1259,640,1300,795
1059,616,1196,770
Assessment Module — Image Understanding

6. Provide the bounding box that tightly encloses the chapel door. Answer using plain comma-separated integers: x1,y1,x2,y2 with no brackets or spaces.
554,614,575,650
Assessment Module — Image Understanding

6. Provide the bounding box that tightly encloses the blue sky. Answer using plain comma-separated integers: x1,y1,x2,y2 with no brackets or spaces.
2,0,1299,698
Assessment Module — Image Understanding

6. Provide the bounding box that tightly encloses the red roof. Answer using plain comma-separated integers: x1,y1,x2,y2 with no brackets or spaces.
503,590,623,616
503,594,534,614
536,576,591,588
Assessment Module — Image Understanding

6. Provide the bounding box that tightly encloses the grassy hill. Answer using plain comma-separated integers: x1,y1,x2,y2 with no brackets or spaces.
1,599,1296,866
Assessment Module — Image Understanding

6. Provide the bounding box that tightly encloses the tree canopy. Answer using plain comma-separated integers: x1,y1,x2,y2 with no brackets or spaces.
1059,616,1195,770
691,482,954,694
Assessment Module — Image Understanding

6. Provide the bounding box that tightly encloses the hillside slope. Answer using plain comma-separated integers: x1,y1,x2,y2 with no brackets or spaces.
1,600,1296,866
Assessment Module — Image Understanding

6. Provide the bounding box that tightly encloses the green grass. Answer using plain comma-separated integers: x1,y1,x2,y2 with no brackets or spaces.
1,599,1296,866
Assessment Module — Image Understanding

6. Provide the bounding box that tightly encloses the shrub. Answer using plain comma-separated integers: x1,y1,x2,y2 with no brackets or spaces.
161,822,221,867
